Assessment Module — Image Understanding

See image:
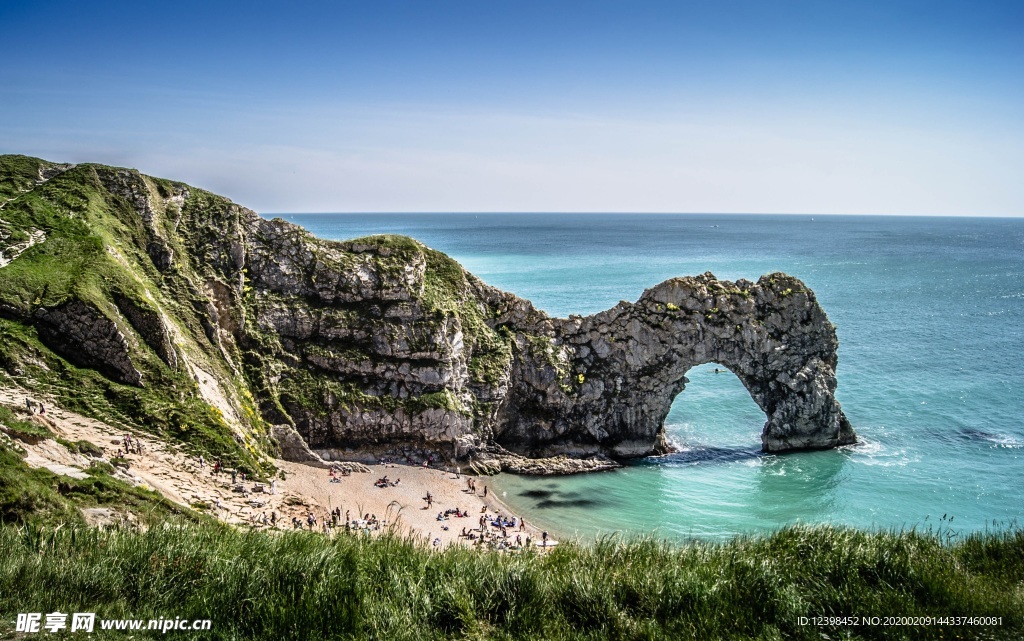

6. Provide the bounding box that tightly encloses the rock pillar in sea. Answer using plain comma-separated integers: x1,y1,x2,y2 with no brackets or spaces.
494,272,856,457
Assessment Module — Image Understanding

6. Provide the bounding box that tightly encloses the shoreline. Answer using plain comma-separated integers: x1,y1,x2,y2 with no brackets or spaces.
1,382,555,548
273,459,555,549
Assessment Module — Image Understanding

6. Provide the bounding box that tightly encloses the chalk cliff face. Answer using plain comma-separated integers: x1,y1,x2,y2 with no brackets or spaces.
0,156,855,471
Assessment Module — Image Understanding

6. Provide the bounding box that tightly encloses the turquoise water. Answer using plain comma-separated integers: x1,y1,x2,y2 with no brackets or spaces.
282,213,1024,540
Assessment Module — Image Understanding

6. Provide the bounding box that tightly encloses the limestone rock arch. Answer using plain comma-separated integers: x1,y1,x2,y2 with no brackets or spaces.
494,272,856,458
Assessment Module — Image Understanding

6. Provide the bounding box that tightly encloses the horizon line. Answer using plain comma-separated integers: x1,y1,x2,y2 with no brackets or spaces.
264,211,1024,219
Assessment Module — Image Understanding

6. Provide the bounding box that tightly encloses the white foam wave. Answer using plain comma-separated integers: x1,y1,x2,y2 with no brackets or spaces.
983,434,1023,449
845,438,917,467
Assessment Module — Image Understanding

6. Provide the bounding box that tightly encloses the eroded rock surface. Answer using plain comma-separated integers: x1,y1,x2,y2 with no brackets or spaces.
493,273,855,457
33,300,144,386
223,210,855,462
0,157,855,473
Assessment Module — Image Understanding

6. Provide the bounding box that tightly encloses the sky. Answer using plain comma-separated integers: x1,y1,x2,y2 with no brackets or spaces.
1,1,1022,216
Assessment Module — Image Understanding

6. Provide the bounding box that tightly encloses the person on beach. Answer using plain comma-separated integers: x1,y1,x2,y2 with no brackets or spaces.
542,531,548,547
199,455,204,470
483,485,488,498
269,479,275,495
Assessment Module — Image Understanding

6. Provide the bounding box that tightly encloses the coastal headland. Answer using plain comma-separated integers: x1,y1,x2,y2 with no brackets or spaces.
0,155,853,486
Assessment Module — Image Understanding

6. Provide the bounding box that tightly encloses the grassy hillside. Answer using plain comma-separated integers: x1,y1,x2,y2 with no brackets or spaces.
0,521,1021,640
0,155,270,475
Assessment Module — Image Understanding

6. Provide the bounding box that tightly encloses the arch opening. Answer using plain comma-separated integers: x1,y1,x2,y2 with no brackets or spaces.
661,362,767,463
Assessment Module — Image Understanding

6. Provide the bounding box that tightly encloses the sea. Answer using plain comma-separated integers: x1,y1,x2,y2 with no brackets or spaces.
281,213,1024,541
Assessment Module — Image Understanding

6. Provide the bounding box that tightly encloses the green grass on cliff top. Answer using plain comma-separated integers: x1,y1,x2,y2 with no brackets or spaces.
0,520,1020,641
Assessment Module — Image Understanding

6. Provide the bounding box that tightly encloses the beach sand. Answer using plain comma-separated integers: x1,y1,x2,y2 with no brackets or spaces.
275,460,547,547
1,384,549,548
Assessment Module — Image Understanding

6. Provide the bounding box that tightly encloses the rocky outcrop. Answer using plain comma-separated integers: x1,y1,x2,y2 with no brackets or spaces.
96,166,178,272
112,294,177,369
493,273,855,457
229,213,854,463
33,300,143,386
0,156,855,473
471,452,621,476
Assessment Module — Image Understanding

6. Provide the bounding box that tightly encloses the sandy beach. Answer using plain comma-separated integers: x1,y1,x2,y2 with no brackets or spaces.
274,459,548,548
1,384,550,549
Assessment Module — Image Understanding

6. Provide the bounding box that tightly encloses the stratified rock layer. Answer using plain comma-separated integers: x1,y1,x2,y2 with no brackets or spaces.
0,156,855,471
493,273,855,457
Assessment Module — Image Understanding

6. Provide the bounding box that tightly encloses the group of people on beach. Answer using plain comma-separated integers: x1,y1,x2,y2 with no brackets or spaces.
288,508,385,534
188,451,546,549
374,475,400,488
329,466,351,482
464,477,487,497
437,507,469,520
457,511,545,551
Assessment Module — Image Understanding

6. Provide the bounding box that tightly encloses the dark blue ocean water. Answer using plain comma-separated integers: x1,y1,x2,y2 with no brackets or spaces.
281,213,1024,540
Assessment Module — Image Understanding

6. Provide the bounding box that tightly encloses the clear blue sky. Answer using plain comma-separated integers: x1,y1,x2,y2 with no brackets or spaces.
2,1,1022,215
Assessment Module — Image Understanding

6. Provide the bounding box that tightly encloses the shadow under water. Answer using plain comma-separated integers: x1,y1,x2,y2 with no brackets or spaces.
514,487,613,510
644,444,765,467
